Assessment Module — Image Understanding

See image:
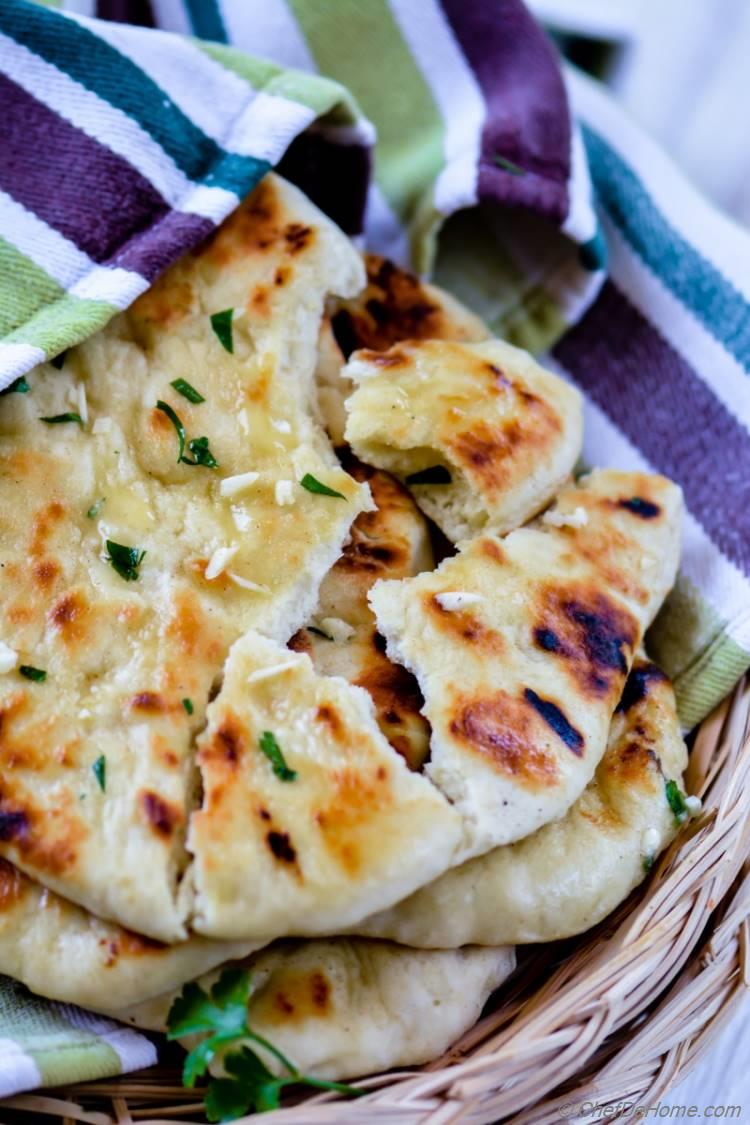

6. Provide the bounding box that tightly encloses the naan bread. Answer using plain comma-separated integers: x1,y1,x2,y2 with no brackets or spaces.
344,338,583,542
290,455,432,769
355,654,688,946
0,174,369,940
0,859,260,1011
369,470,683,858
113,939,516,1081
315,254,489,446
187,631,461,940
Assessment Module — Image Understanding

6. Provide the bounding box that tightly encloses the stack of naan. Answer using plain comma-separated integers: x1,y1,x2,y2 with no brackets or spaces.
0,176,688,1082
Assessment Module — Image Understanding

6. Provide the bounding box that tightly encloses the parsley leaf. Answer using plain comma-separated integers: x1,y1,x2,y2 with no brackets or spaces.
39,413,84,427
183,435,219,468
105,539,146,582
258,731,297,782
19,665,46,683
405,465,452,486
86,498,105,520
665,779,689,825
211,309,234,354
92,755,106,792
167,968,361,1122
492,154,526,176
156,401,218,468
182,697,194,715
0,375,29,396
642,852,655,874
299,473,345,499
156,399,187,462
171,378,205,404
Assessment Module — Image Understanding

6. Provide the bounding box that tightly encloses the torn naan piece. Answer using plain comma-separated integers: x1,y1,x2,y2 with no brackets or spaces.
290,455,432,769
187,631,461,940
355,654,688,946
369,470,683,857
0,859,261,1012
315,253,489,446
0,175,369,940
344,338,583,542
112,939,516,1082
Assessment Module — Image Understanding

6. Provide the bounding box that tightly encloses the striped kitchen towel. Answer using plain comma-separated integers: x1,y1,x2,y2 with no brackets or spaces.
0,0,748,1096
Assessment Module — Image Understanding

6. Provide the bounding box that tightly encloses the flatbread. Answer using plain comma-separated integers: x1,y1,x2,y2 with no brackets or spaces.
0,174,369,941
187,630,462,940
0,859,260,1012
290,455,433,769
344,338,583,542
315,254,489,446
369,470,683,857
354,654,688,946
111,938,516,1082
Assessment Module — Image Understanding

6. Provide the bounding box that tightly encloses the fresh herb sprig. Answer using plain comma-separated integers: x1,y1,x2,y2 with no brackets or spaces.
19,665,46,682
210,309,235,354
167,968,361,1122
156,400,218,468
92,755,106,792
258,731,297,782
105,540,146,582
299,473,345,499
39,413,84,427
0,375,29,396
665,779,689,825
171,378,205,404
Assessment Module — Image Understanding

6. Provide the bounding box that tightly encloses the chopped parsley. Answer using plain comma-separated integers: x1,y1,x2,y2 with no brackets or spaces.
19,665,46,683
308,625,333,641
182,697,194,715
156,400,218,468
642,853,655,874
258,731,297,782
156,399,187,462
405,465,452,486
210,309,234,354
86,498,105,520
50,351,68,370
665,779,689,825
39,413,84,427
167,967,360,1121
171,378,205,404
0,375,29,396
105,539,146,582
92,755,106,792
183,435,219,468
492,154,526,176
300,473,345,499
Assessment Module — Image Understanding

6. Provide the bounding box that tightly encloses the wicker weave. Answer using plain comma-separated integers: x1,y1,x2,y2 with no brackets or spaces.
3,676,749,1125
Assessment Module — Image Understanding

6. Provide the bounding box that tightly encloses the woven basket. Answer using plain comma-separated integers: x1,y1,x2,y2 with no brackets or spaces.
3,676,749,1125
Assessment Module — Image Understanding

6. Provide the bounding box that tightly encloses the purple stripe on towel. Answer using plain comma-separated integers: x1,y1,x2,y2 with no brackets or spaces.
113,209,215,280
440,0,570,223
554,280,750,574
0,72,168,265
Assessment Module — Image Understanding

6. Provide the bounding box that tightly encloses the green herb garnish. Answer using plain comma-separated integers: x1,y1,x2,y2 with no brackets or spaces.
183,435,219,468
258,731,297,782
405,465,452,486
210,309,234,354
39,413,83,427
92,755,106,792
182,698,194,715
156,399,187,462
492,154,526,176
665,779,689,825
156,401,218,468
171,378,205,404
50,351,68,370
105,539,146,582
86,498,105,520
19,665,46,683
167,968,360,1121
642,853,655,874
0,375,29,396
299,473,345,499
308,626,333,641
